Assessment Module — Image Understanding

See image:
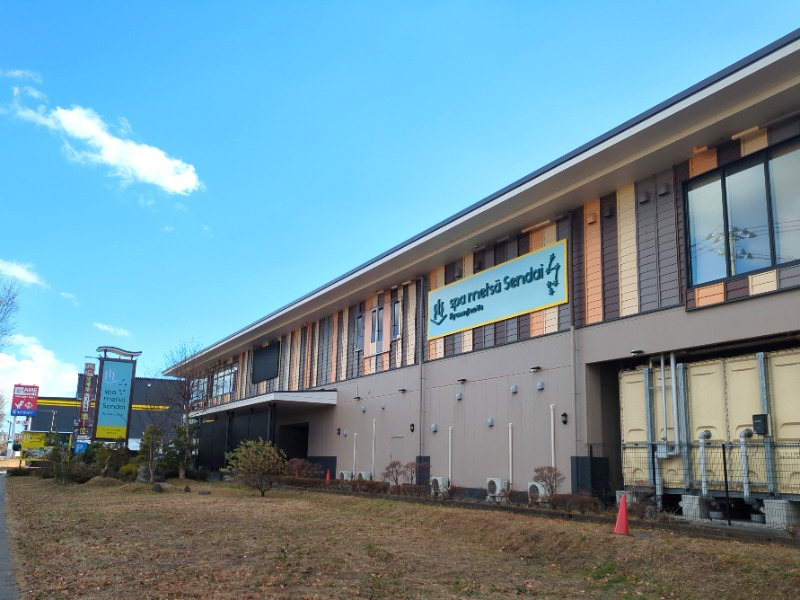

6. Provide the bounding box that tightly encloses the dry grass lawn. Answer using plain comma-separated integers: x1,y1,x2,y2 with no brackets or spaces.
5,476,800,599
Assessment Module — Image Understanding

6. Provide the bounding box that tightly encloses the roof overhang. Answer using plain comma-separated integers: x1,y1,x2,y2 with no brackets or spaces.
189,390,337,419
169,29,800,375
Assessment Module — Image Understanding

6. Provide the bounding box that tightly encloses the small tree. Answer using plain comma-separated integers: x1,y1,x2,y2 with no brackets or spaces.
533,465,565,498
139,424,165,483
96,439,129,478
402,461,419,484
223,438,287,496
381,460,404,485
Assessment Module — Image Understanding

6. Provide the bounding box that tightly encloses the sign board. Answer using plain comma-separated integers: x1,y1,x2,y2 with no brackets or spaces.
11,384,39,417
20,431,72,459
93,358,135,441
78,362,96,437
427,240,569,340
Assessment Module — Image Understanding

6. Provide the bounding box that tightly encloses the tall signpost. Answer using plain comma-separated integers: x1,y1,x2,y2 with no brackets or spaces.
92,347,141,446
9,384,38,458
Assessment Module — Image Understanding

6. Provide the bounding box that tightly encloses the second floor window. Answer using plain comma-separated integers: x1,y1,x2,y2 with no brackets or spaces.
371,304,383,344
211,363,238,397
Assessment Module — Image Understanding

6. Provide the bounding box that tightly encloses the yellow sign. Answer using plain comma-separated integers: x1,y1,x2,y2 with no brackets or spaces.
20,431,73,459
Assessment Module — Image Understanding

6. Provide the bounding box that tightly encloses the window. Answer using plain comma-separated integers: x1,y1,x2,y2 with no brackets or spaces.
686,139,800,286
391,299,401,339
355,313,364,350
371,304,383,344
211,363,238,398
190,377,207,404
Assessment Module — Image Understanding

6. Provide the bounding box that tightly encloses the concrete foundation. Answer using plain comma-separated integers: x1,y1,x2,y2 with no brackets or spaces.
680,494,710,521
763,499,800,529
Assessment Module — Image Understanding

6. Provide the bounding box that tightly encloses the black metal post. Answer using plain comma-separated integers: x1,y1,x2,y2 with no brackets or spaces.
721,442,731,526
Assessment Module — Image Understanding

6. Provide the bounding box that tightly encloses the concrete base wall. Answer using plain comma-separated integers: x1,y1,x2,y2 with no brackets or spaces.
763,499,800,528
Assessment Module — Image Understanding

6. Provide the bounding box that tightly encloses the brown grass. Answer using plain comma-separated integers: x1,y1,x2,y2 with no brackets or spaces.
6,477,800,599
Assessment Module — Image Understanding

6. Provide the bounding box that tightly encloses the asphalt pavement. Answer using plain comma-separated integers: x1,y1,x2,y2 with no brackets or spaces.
0,475,19,600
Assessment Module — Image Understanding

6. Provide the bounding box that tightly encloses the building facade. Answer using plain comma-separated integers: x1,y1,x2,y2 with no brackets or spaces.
172,31,800,526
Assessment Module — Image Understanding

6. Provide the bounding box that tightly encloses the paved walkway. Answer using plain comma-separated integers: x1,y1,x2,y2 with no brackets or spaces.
0,476,19,600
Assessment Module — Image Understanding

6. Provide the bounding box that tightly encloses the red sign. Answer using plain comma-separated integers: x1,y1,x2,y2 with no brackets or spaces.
78,363,95,437
11,384,39,416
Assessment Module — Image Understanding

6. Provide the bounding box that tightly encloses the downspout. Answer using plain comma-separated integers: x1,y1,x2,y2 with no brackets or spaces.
417,278,425,463
549,404,556,467
352,432,358,475
660,354,668,442
448,426,453,483
643,367,654,483
739,428,754,503
677,363,692,490
371,418,376,479
756,352,777,495
570,325,578,456
508,422,513,489
670,353,680,450
699,430,712,499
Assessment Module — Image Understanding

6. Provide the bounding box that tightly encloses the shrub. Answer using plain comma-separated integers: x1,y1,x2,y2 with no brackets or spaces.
6,467,32,477
119,463,140,481
284,458,324,478
381,460,404,485
186,468,209,481
532,465,565,498
222,438,287,497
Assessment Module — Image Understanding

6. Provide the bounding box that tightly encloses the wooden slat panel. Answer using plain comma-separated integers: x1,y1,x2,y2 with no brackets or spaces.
330,311,339,383
655,169,680,308
768,117,800,145
542,223,557,245
571,207,586,327
617,184,639,316
340,308,349,382
462,329,473,353
543,307,559,333
779,263,800,289
726,277,750,301
749,270,778,295
529,228,544,251
636,177,659,313
290,330,301,391
463,253,474,278
530,310,544,338
674,161,690,305
382,291,391,356
695,283,725,307
557,218,571,331
601,192,619,320
584,198,603,324
394,288,403,369
405,283,416,366
689,148,718,177
741,128,768,156
717,139,740,166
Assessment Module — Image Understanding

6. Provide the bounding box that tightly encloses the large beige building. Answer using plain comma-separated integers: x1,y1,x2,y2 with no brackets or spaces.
170,30,800,527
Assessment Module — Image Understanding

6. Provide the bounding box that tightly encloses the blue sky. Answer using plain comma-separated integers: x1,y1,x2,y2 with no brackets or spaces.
1,2,799,400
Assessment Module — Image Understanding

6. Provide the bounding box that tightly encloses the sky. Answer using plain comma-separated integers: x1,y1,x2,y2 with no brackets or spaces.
1,2,800,404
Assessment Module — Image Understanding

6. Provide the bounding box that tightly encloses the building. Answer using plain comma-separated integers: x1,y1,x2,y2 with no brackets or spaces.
29,377,183,451
171,31,800,526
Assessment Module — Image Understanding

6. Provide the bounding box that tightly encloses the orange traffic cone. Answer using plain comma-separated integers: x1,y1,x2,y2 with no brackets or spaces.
325,469,331,482
613,492,630,535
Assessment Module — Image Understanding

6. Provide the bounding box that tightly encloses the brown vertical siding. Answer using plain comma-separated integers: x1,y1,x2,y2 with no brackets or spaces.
717,139,741,166
674,162,690,305
601,192,620,320
726,277,750,301
779,263,800,289
405,283,417,366
617,184,639,316
655,169,680,308
695,283,725,307
689,147,718,176
330,311,339,383
554,220,569,331
768,116,800,145
635,176,659,312
570,208,586,327
584,198,603,323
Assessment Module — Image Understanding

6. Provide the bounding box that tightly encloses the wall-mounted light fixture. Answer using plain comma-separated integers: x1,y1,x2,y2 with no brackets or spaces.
457,378,467,384
561,412,568,425
354,396,362,401
361,405,366,413
536,381,545,391
398,388,407,393
630,349,644,356
455,392,463,401
337,428,341,436
381,403,386,410
510,384,518,394
343,429,348,437
530,366,541,373
409,423,415,433
431,423,438,433
486,418,494,428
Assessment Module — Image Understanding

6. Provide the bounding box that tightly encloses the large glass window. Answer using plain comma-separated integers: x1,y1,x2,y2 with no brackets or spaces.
371,304,383,344
190,377,208,404
769,142,800,264
686,139,800,286
211,363,238,398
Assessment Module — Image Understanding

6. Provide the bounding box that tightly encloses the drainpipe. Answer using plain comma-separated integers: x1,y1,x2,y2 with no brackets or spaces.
699,430,712,499
352,432,358,474
448,426,453,483
371,419,376,479
660,354,668,442
670,353,680,449
417,278,425,462
549,404,556,467
677,364,692,490
740,428,754,503
756,352,777,495
508,422,513,489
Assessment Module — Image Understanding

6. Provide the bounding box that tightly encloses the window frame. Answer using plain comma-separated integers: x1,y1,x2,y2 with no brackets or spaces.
684,136,800,288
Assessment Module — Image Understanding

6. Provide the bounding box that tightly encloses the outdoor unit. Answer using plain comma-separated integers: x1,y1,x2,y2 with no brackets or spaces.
430,476,450,497
528,481,547,504
486,477,508,501
357,471,372,481
338,470,353,481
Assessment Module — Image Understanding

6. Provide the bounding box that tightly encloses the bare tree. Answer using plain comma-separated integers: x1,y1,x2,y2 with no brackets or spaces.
158,339,204,479
0,279,20,350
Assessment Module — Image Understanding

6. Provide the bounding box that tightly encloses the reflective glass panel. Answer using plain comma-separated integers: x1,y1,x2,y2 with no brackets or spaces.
725,158,770,275
769,141,800,264
687,174,726,285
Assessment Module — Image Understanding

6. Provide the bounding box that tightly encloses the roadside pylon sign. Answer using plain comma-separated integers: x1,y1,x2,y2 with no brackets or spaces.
11,384,39,417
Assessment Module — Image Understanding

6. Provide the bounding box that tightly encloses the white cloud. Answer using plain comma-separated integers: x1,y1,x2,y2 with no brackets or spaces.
0,69,42,83
0,259,45,286
0,335,79,399
59,292,79,306
202,225,213,237
163,225,174,233
13,100,203,195
93,322,131,337
139,196,155,209
174,202,188,212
